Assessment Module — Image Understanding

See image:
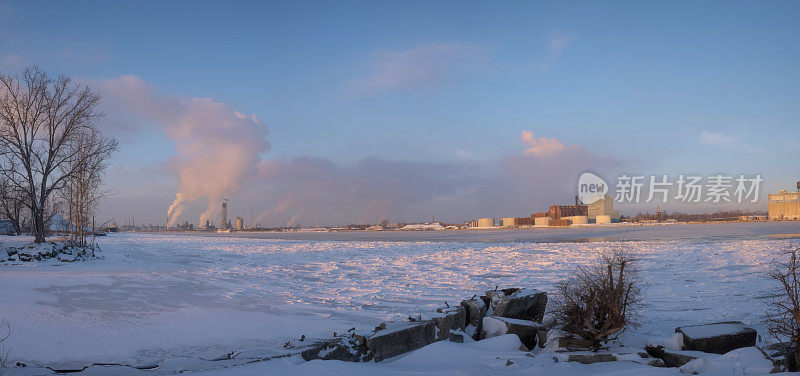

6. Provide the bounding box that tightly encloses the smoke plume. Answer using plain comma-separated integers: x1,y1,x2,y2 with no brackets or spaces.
98,76,270,225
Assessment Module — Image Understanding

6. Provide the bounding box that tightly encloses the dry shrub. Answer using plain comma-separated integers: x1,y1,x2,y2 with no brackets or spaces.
767,246,800,371
555,250,642,349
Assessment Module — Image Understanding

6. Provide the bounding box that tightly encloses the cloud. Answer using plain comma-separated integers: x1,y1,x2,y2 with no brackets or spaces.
0,53,25,70
699,130,738,147
346,43,484,93
699,129,769,155
237,131,614,227
249,156,476,226
517,34,574,72
97,75,270,226
520,130,567,157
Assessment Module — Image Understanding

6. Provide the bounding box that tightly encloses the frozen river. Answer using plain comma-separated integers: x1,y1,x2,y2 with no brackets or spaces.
0,221,799,372
181,221,800,243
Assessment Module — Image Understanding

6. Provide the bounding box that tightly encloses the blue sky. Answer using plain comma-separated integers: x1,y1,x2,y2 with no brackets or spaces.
1,1,798,226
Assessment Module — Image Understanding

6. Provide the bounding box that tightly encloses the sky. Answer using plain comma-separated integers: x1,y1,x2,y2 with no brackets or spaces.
0,1,798,226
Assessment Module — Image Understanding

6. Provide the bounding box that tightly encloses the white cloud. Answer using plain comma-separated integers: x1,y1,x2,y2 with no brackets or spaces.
699,130,738,147
519,34,574,71
699,130,769,155
520,130,567,157
346,43,483,93
0,53,25,70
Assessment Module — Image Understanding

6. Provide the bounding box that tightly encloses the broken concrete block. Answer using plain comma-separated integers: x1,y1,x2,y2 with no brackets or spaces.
461,298,487,339
492,289,547,323
480,316,543,350
567,353,617,364
301,337,369,362
432,306,466,341
365,321,436,361
675,321,757,354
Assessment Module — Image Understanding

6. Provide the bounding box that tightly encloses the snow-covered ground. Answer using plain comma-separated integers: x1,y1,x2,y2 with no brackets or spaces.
1,223,799,375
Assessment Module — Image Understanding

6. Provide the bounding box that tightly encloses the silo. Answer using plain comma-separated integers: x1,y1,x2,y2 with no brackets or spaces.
596,215,612,224
534,217,550,227
568,216,588,225
501,217,517,227
236,217,244,231
477,218,495,227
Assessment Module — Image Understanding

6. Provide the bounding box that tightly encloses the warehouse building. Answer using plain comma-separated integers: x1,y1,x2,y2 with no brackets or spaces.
769,188,800,220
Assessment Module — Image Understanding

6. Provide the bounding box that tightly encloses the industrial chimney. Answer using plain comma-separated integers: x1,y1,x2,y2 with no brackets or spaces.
221,201,228,230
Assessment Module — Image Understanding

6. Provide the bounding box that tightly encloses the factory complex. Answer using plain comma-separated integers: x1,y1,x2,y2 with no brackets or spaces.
468,194,620,229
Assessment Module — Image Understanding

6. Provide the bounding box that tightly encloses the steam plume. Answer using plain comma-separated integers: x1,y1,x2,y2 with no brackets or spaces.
99,76,270,225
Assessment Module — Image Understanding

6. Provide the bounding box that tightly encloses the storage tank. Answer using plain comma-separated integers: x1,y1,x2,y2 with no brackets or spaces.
567,216,589,225
534,217,550,227
501,217,517,227
595,215,612,224
477,218,496,227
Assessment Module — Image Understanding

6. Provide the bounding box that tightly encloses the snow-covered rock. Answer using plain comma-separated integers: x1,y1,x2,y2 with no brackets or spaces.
675,321,757,354
491,288,547,323
365,321,437,361
480,316,544,350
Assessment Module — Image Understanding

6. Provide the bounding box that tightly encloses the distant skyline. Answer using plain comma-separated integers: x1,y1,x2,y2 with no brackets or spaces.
1,1,798,226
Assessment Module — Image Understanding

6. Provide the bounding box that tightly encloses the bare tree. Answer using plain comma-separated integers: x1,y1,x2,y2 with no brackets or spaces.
554,250,643,350
60,129,117,247
0,66,106,243
0,176,26,234
767,246,800,371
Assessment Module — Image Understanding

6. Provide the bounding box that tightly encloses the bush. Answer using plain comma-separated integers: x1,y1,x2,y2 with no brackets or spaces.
554,250,642,350
766,246,800,371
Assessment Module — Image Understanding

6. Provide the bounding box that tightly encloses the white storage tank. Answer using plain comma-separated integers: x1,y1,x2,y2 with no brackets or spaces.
477,218,496,227
502,217,517,227
596,215,612,224
567,216,589,225
534,217,550,226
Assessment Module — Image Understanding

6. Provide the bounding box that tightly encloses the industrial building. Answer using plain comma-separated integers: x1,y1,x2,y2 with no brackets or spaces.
236,216,244,231
477,218,496,228
547,204,588,219
769,187,800,220
587,194,620,221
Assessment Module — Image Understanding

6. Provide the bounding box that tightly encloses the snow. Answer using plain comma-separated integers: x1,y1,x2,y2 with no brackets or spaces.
481,317,509,338
679,322,748,339
0,222,799,375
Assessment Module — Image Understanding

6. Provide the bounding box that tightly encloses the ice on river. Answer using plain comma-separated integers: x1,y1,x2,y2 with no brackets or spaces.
0,224,798,373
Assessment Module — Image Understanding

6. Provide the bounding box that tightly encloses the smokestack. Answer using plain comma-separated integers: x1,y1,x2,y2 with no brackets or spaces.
221,202,228,230
575,195,579,206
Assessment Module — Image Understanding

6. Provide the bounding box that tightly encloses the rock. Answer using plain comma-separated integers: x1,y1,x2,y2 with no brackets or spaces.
432,306,465,341
567,353,617,364
492,289,547,323
648,358,666,367
480,316,543,350
645,345,697,367
675,321,757,354
448,331,465,343
18,253,32,262
365,321,436,361
301,337,369,362
556,336,594,350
